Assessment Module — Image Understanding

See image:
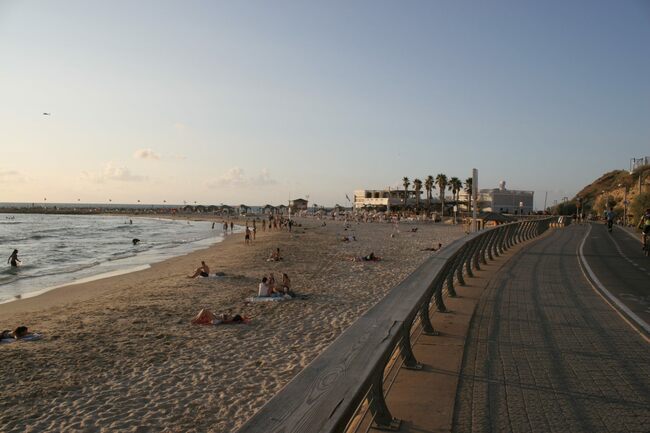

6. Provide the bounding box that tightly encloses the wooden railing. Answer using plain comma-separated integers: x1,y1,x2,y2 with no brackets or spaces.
237,218,557,433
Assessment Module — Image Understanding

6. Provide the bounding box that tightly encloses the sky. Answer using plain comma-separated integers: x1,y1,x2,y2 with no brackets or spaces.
1,0,649,209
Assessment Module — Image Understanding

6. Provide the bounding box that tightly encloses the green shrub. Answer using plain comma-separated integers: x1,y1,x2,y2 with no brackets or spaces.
630,192,650,226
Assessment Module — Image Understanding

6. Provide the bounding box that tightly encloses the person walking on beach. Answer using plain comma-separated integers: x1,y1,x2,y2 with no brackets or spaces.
245,227,251,245
7,249,20,267
230,221,234,233
188,261,210,278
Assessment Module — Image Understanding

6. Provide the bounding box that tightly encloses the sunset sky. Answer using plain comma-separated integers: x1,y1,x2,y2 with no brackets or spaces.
1,0,649,208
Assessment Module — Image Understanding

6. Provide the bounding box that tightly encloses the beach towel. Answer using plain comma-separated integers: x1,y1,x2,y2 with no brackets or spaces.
192,317,251,326
245,294,309,302
1,333,42,344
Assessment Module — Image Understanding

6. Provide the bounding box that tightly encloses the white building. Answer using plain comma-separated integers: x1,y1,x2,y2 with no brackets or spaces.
459,181,534,214
354,188,424,210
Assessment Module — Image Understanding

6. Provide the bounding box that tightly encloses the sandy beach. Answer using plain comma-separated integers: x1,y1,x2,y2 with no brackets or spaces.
0,217,464,433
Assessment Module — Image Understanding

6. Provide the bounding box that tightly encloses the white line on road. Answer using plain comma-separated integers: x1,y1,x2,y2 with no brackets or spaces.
577,224,650,342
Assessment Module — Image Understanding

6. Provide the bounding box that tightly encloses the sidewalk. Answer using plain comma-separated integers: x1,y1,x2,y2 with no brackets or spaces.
376,225,650,433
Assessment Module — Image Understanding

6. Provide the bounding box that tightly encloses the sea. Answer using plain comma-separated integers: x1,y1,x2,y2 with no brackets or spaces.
0,213,230,303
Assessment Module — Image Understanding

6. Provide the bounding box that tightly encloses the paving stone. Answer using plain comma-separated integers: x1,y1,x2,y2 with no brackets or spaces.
453,226,650,433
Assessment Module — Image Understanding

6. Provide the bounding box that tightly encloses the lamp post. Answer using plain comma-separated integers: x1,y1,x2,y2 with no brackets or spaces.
619,184,628,226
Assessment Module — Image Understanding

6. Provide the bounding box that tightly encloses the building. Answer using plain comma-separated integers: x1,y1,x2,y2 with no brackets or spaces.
459,181,534,214
290,198,309,212
353,188,423,210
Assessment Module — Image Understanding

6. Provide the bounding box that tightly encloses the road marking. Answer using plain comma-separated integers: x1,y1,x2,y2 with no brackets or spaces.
578,224,650,342
608,229,650,277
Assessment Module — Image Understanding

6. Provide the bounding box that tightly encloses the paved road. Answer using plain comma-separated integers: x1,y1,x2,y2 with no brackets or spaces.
581,222,650,328
452,224,650,433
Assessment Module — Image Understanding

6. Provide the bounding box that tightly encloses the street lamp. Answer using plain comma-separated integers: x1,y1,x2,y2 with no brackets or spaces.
619,183,628,226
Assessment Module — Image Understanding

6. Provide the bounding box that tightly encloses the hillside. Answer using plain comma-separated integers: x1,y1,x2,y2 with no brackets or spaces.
562,165,650,221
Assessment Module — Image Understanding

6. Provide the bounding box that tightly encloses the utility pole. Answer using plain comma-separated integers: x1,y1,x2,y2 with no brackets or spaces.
471,168,478,232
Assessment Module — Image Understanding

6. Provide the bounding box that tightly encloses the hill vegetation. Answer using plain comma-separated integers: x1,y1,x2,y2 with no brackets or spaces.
556,165,650,224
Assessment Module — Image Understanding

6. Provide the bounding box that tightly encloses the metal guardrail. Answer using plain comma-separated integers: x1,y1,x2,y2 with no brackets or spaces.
237,217,558,433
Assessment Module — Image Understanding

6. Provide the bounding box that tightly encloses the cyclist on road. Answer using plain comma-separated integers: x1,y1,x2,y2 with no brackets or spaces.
605,207,615,232
637,208,650,249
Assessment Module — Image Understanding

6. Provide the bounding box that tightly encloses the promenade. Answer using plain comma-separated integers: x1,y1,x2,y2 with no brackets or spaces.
452,224,650,433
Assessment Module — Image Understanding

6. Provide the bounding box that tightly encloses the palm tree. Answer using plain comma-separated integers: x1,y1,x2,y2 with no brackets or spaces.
413,178,422,209
425,175,434,210
449,177,462,222
449,177,462,203
402,177,410,207
435,173,448,217
464,177,473,213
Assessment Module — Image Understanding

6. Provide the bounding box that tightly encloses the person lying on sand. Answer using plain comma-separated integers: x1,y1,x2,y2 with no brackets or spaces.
1,326,34,340
349,252,382,262
191,309,245,325
410,227,418,232
187,261,210,278
340,234,357,242
422,243,442,252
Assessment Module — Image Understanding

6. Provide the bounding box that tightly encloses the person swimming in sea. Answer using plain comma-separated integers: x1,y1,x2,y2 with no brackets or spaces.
7,249,20,267
132,238,141,245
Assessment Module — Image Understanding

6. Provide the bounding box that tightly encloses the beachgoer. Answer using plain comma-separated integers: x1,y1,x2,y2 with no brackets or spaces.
281,273,296,297
230,221,234,233
188,261,210,278
268,273,276,292
212,222,215,229
132,238,141,245
191,309,244,325
258,277,270,297
245,227,251,245
349,252,382,262
1,326,33,340
267,248,282,261
422,243,442,252
7,249,20,267
129,219,133,225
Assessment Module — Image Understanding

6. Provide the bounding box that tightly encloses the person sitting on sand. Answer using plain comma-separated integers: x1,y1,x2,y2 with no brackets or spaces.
268,273,278,293
191,309,244,325
1,326,33,340
267,248,282,262
188,261,210,278
422,243,442,252
258,276,271,297
281,273,296,298
7,249,20,267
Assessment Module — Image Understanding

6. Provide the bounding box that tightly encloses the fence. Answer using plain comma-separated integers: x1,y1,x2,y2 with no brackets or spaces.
237,217,558,433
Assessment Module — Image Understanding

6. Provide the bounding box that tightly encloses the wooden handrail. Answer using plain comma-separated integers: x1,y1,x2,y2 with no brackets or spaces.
237,217,556,433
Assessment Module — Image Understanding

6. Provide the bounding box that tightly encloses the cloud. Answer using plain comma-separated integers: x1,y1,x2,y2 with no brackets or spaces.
0,169,26,184
206,167,277,188
133,148,161,160
82,162,146,183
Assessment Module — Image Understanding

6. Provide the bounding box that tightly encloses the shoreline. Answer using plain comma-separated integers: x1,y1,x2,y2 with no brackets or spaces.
0,213,238,307
0,218,465,433
0,217,245,316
